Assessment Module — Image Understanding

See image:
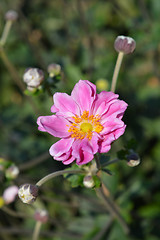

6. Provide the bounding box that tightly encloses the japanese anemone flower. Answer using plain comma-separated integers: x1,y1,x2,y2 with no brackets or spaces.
37,80,128,165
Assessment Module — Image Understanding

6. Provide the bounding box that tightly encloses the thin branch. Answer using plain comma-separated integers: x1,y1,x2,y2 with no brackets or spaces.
36,169,85,187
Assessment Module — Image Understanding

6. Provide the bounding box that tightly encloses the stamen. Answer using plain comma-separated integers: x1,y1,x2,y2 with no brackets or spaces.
68,111,103,140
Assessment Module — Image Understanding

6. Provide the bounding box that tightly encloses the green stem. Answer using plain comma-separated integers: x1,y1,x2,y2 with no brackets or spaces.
36,169,84,187
32,221,42,240
0,20,12,46
94,154,101,170
101,158,120,168
111,52,124,92
96,187,129,234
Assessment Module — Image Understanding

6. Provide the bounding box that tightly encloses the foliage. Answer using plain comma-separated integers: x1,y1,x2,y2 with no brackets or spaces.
0,0,160,239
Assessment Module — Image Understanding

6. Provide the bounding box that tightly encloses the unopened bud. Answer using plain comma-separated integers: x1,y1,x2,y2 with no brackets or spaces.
23,68,44,91
47,63,61,77
96,78,109,91
3,185,18,204
127,152,140,167
114,35,136,54
34,209,48,223
5,10,18,21
5,165,19,179
83,175,95,188
18,184,38,204
0,197,5,208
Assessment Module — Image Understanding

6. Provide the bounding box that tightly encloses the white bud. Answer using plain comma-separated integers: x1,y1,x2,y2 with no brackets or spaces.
18,184,38,204
5,10,18,21
5,165,19,179
23,68,44,91
47,63,61,77
83,175,95,188
114,35,136,54
127,152,140,167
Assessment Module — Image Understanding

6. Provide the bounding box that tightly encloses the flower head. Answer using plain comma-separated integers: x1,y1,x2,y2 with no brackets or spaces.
37,80,128,165
34,209,48,223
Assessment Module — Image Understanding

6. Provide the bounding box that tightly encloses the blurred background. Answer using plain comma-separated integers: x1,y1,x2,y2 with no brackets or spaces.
0,0,160,239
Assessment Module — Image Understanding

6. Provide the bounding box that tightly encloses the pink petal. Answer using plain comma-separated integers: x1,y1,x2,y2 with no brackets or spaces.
71,80,96,113
37,116,47,132
92,91,119,116
51,92,80,117
101,118,124,135
39,115,71,138
114,125,126,139
49,138,74,158
72,139,94,165
101,100,128,121
3,186,18,204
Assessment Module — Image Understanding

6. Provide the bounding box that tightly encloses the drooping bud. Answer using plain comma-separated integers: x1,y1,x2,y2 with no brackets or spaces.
114,35,136,54
83,175,95,188
18,184,38,204
23,68,44,91
5,165,19,179
34,209,48,223
5,10,18,22
127,152,140,167
3,185,18,204
47,63,61,77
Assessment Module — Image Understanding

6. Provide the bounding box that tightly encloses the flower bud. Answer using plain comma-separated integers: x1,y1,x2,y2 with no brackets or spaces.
114,35,136,54
127,152,140,167
0,197,5,208
5,10,18,21
83,175,95,188
23,68,44,91
47,63,61,77
34,209,48,223
96,78,109,91
18,184,38,204
5,165,19,179
3,185,18,204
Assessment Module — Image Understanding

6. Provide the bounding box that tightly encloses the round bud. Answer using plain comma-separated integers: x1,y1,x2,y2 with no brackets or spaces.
3,185,18,204
5,165,19,179
127,152,140,167
18,184,38,204
23,68,44,91
114,35,136,54
83,175,95,188
0,197,5,208
47,63,61,77
5,10,18,21
34,209,48,223
96,78,109,91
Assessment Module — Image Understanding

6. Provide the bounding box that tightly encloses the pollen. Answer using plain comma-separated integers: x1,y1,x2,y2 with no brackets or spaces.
68,111,103,140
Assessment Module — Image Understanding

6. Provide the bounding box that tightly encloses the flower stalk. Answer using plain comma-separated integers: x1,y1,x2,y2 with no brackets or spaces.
36,169,85,187
96,186,129,234
111,52,124,93
0,20,12,46
32,221,42,240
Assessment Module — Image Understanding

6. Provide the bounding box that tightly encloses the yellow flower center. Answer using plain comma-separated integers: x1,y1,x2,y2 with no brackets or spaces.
68,110,103,140
80,122,93,132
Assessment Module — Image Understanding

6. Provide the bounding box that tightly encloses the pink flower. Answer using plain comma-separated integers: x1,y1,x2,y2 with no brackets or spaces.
37,80,128,165
3,185,18,204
